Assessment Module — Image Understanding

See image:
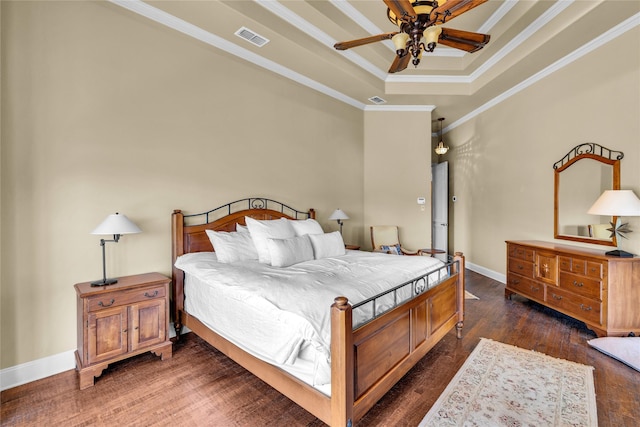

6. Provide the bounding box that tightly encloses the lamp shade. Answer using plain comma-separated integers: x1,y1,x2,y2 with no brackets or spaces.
328,209,349,221
587,190,640,216
91,213,142,235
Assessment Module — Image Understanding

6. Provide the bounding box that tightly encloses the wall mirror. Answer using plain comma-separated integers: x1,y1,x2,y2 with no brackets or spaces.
554,143,623,247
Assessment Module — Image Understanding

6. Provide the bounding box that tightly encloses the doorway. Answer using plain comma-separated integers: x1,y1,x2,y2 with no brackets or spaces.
431,161,448,261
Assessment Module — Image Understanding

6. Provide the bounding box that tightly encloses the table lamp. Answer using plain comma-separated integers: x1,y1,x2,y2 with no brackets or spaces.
328,209,349,234
587,190,640,257
91,212,142,286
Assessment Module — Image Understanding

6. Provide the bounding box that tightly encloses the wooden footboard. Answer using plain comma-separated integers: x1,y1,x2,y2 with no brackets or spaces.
171,202,465,426
331,253,465,426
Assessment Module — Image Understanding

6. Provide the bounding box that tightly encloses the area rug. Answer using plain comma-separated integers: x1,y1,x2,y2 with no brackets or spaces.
588,336,640,372
464,290,479,300
419,338,597,427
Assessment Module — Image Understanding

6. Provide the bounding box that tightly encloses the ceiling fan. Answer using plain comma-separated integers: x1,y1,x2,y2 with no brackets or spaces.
334,0,491,73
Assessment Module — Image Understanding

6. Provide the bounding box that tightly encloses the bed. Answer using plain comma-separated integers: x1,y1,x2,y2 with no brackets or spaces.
171,198,465,426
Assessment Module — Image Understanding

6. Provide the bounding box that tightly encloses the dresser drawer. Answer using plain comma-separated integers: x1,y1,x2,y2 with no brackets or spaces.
87,286,166,312
508,257,534,278
558,256,591,275
508,245,534,262
558,272,602,300
585,261,604,279
546,287,602,325
507,275,544,300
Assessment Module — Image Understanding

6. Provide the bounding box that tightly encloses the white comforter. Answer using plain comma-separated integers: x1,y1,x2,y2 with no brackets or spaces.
175,250,446,386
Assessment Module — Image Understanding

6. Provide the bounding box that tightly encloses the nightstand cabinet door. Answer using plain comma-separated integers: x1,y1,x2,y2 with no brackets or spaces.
131,299,166,351
88,306,128,364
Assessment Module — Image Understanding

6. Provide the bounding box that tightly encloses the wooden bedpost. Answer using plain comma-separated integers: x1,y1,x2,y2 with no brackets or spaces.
331,296,354,427
453,252,465,339
171,209,185,340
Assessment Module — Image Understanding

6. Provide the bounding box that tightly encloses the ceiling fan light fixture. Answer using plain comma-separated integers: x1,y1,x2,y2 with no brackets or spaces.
423,25,442,52
387,1,435,26
392,32,410,55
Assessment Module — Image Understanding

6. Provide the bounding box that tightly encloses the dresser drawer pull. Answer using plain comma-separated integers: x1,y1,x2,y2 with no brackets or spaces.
510,279,520,285
144,290,159,298
580,304,592,312
573,281,584,287
517,265,524,270
552,294,562,300
530,286,540,292
98,299,115,307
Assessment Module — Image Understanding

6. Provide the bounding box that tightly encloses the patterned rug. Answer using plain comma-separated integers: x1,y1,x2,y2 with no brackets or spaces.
464,290,479,300
420,338,597,427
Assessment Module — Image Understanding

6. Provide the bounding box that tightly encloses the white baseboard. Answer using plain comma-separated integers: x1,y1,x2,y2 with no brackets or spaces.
0,350,76,391
1,263,502,392
0,324,184,391
466,261,506,284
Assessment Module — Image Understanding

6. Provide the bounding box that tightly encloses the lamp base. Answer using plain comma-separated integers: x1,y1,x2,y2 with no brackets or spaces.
90,278,118,287
605,249,634,258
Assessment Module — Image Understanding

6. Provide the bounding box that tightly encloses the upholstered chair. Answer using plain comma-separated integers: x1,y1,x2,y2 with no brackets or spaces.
370,226,422,256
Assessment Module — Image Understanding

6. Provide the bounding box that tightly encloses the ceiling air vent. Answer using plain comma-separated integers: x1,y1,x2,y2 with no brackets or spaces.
368,96,387,105
234,27,269,47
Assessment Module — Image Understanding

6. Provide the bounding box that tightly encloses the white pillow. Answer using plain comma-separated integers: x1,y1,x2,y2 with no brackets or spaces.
205,230,258,263
308,231,346,259
267,235,314,267
289,218,324,236
236,223,249,233
245,217,296,264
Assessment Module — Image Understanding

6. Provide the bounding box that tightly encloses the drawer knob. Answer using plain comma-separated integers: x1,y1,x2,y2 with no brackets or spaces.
144,290,159,298
552,294,562,300
530,286,539,292
511,279,520,285
580,304,592,312
98,299,115,307
573,281,584,287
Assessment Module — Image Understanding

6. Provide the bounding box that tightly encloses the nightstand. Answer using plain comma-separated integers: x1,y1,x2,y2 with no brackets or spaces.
345,244,361,250
74,272,172,389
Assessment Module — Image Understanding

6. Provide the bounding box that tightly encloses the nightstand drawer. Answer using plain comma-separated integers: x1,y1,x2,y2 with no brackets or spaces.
87,286,166,313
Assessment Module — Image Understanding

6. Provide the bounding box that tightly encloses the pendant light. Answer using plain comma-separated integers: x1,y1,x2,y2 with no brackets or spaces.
435,117,449,155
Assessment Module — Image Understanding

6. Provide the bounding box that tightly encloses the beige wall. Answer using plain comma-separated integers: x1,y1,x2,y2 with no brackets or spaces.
444,27,640,274
364,110,432,251
0,1,363,368
2,1,639,375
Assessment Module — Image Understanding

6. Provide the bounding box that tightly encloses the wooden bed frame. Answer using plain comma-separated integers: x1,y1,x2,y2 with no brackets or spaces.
171,198,465,426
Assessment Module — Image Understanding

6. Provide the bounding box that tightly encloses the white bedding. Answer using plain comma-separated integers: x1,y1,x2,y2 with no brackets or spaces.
175,250,447,387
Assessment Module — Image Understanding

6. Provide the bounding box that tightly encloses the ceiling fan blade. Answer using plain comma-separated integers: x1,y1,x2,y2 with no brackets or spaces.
439,27,490,53
334,32,398,51
388,53,411,73
384,0,417,23
428,0,488,25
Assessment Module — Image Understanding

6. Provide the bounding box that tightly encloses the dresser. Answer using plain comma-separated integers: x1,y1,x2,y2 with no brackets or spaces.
505,240,640,337
75,272,172,389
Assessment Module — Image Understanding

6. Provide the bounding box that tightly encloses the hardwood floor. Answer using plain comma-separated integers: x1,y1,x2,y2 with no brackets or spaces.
2,270,639,426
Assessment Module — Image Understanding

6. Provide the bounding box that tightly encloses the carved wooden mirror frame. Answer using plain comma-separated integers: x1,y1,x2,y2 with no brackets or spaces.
554,143,623,247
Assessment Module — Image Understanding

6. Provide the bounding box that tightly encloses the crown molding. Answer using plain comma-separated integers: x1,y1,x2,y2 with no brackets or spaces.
364,105,436,112
110,0,366,109
111,1,638,118
444,11,640,134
